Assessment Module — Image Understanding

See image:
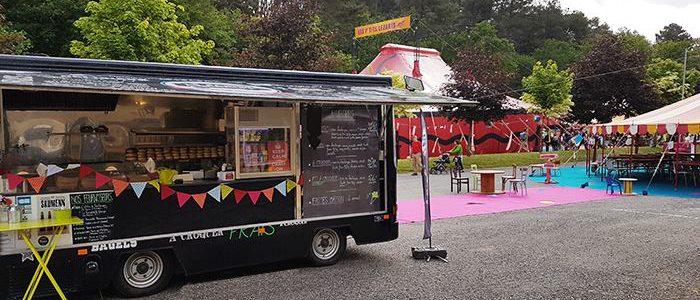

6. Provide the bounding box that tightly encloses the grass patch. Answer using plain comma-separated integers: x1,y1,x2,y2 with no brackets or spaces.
397,147,659,173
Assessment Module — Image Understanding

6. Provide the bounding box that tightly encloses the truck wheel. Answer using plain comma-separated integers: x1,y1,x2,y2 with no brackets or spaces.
308,228,346,266
113,251,173,297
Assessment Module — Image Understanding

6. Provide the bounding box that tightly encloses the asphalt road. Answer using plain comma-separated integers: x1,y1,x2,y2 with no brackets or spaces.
96,195,699,300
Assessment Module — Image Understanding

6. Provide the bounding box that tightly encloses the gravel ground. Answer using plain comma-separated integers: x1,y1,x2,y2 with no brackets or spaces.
96,195,700,300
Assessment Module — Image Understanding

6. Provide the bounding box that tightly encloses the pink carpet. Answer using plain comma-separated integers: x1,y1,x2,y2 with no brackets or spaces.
398,186,618,224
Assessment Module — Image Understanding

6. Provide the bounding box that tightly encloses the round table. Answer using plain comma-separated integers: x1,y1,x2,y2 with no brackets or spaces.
619,178,638,195
471,170,505,194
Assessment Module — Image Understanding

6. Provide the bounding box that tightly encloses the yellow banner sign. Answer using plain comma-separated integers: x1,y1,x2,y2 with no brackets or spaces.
354,16,411,39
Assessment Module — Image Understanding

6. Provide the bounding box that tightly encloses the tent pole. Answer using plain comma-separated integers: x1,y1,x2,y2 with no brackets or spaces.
674,131,680,189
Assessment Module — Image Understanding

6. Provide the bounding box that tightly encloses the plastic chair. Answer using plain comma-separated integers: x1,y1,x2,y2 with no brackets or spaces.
507,167,529,196
450,166,470,193
605,175,622,195
470,164,480,190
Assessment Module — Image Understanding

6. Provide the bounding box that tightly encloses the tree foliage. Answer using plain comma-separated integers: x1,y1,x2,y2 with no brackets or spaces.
227,0,351,72
442,48,516,123
533,39,588,70
655,23,692,43
70,0,214,64
172,0,239,65
0,5,30,54
570,34,660,123
0,0,87,56
381,71,421,117
646,58,700,104
521,60,574,117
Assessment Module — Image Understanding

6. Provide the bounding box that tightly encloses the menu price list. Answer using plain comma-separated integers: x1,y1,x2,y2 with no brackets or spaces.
70,192,116,243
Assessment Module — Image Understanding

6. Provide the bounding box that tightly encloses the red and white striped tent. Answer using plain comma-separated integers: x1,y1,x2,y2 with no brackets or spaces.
591,93,700,135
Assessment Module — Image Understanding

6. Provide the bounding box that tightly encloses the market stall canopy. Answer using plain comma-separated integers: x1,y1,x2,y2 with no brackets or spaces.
592,93,700,135
0,55,475,106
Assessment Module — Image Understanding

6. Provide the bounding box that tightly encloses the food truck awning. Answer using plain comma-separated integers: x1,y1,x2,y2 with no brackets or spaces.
0,55,475,106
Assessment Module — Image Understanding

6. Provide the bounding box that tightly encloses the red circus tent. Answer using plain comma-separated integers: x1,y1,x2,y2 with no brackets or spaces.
361,43,551,157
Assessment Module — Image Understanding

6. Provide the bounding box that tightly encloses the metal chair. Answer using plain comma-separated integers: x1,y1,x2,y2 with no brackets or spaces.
450,166,470,193
507,167,529,196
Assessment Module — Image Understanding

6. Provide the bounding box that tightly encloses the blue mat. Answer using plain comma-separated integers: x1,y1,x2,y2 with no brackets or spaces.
528,166,700,198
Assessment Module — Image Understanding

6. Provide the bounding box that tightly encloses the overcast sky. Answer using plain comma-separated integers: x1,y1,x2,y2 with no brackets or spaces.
558,0,699,42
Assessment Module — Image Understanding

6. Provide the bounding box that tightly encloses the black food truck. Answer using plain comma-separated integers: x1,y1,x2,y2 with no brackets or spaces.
0,55,467,298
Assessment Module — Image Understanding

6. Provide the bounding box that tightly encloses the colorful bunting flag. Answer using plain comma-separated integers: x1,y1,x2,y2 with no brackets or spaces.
66,164,80,170
112,179,130,197
177,192,191,208
79,165,95,178
36,163,48,177
130,182,147,198
274,181,286,197
46,165,64,177
233,189,246,204
95,172,111,188
161,184,175,200
286,179,296,192
262,188,275,203
248,191,261,205
207,185,221,202
147,180,160,192
221,184,234,200
192,193,207,209
27,176,47,193
6,174,25,190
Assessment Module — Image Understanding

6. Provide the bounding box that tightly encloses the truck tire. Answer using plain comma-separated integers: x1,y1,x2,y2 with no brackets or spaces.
112,251,173,298
308,228,346,266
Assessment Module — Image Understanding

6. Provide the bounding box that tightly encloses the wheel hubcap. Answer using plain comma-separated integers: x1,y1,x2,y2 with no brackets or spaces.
312,229,339,260
123,251,163,288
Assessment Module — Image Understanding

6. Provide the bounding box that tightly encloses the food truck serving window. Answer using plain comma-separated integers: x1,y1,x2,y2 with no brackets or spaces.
235,107,294,178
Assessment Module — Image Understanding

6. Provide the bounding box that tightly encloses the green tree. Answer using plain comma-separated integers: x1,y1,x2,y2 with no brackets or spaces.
229,0,351,72
646,58,700,103
570,34,660,123
0,0,87,56
655,23,692,43
520,60,574,117
0,5,31,54
533,39,588,69
172,0,239,65
616,29,652,58
70,0,214,64
652,40,700,70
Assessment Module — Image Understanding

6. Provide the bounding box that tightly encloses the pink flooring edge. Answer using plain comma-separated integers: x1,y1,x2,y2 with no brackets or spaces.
397,186,618,224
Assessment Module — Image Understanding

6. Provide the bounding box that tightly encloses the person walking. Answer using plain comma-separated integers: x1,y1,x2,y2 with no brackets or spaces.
410,136,422,175
449,140,464,171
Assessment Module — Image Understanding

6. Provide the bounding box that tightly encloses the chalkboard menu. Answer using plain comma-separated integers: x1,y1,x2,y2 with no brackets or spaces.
302,105,382,218
70,192,116,243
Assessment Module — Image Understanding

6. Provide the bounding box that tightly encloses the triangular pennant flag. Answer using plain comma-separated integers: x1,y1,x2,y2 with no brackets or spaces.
176,192,191,208
220,184,233,200
6,174,25,190
248,191,261,205
95,172,111,188
130,182,147,198
147,180,160,192
262,188,275,203
112,179,130,197
66,164,80,170
192,193,207,209
79,165,95,178
27,176,46,193
286,179,296,192
46,165,64,177
207,185,221,202
36,163,48,177
161,185,175,200
233,189,246,204
274,181,286,197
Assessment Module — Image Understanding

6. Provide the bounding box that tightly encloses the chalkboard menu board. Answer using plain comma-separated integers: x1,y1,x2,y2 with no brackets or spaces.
302,105,382,218
70,192,116,243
